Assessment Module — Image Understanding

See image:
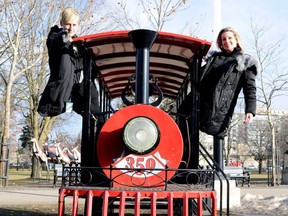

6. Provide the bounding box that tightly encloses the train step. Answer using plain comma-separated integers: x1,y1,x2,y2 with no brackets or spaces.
58,188,217,216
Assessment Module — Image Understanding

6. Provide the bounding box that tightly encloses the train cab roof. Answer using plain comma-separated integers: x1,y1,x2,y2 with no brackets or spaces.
74,30,211,100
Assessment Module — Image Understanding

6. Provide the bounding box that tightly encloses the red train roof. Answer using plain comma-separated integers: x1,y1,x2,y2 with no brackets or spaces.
74,30,211,99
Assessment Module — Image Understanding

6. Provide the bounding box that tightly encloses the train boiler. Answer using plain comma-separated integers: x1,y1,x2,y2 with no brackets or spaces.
58,29,218,216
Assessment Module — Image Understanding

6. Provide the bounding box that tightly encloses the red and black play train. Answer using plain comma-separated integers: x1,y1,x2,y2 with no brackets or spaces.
58,29,219,216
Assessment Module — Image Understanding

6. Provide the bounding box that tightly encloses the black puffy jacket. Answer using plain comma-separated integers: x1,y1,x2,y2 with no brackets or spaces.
199,48,258,138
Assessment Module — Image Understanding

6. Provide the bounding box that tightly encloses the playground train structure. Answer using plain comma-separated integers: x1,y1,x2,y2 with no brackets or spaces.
54,29,232,216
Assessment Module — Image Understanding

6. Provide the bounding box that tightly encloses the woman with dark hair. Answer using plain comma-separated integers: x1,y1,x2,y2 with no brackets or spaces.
200,27,259,169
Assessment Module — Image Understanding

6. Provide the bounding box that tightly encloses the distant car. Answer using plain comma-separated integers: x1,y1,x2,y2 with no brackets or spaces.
261,167,267,172
21,162,32,168
245,166,257,171
9,163,17,167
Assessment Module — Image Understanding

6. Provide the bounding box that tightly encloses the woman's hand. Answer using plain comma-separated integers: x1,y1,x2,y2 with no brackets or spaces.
243,113,254,125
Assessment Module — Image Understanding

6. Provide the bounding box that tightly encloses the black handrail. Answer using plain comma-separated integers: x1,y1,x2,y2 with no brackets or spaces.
199,141,230,216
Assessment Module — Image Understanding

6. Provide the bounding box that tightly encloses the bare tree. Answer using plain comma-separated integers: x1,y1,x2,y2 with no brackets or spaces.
0,0,45,185
249,21,288,185
247,116,271,173
275,115,288,169
25,0,111,179
110,0,190,31
139,0,188,31
0,0,114,185
225,116,242,166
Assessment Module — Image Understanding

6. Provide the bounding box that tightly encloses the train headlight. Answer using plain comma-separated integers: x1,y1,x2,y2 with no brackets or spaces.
123,116,160,154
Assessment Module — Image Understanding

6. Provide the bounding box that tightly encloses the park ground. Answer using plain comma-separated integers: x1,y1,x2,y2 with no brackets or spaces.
0,168,287,215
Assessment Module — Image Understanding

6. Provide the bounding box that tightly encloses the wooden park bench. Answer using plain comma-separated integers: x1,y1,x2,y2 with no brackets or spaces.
224,166,251,187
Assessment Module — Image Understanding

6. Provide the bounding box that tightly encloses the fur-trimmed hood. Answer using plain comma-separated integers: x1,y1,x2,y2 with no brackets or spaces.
236,54,259,75
206,49,260,75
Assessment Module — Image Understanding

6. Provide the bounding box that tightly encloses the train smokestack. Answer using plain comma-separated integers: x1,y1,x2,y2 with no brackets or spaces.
128,29,158,104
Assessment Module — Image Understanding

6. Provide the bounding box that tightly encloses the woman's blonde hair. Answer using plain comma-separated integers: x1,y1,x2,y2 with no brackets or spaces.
216,27,243,52
60,7,79,24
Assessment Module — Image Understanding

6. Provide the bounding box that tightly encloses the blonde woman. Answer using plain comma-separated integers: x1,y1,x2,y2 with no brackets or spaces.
38,7,80,116
38,7,101,119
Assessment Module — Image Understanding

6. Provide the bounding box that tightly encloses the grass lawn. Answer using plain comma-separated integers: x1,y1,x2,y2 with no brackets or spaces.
7,167,53,186
9,168,31,180
250,171,268,178
7,167,273,185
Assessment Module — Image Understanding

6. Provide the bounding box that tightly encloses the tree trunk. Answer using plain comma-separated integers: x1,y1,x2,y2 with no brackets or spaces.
0,82,13,187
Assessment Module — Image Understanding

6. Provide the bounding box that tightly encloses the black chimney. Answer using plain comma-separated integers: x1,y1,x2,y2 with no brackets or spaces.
128,29,158,104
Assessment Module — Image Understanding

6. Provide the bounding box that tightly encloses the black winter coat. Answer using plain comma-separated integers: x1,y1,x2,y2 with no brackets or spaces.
199,48,258,138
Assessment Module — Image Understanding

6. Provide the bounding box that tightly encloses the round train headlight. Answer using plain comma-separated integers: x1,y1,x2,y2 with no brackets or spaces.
123,116,160,154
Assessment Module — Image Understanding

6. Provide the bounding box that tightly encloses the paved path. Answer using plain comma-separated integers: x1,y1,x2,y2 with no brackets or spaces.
0,187,60,205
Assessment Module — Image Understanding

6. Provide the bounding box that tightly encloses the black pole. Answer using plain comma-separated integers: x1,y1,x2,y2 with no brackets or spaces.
128,29,158,104
188,45,206,169
81,46,97,168
213,137,224,170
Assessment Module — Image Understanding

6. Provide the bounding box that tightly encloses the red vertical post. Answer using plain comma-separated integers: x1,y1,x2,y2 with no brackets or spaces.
212,191,217,216
86,190,93,216
134,192,141,216
58,189,66,216
119,191,126,216
151,192,157,216
183,192,189,216
167,193,174,216
102,191,109,216
72,190,79,216
197,193,203,215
